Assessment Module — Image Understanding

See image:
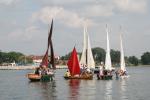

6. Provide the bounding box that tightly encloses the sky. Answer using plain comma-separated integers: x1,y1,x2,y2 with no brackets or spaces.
0,0,150,58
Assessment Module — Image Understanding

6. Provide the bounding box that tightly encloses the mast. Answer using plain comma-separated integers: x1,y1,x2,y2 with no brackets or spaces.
120,27,126,72
105,25,112,70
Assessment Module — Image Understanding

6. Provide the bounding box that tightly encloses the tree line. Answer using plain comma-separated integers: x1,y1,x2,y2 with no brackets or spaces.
61,47,150,66
0,51,33,65
0,48,150,66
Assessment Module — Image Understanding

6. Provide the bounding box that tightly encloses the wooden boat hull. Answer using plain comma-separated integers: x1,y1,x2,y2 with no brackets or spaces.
27,73,52,82
27,73,41,82
97,75,113,80
64,74,93,80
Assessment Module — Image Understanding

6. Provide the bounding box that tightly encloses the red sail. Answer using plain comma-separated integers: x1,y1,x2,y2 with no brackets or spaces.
40,48,49,67
67,47,80,76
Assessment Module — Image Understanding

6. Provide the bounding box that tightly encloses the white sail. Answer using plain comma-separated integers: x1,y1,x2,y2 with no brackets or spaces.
87,33,95,69
105,25,112,70
80,25,88,66
120,30,126,72
80,24,95,69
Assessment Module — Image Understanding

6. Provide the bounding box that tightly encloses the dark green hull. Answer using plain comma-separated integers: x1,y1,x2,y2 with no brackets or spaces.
97,75,113,80
41,75,53,82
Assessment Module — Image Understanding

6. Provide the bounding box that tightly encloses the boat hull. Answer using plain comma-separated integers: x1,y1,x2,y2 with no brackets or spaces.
94,69,99,74
64,74,93,80
97,75,113,80
27,73,52,82
121,75,130,79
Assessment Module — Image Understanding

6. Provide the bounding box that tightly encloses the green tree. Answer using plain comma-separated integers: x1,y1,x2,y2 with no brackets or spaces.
110,49,120,64
92,47,106,64
141,52,150,65
7,52,24,63
61,52,72,60
0,51,33,65
128,56,139,66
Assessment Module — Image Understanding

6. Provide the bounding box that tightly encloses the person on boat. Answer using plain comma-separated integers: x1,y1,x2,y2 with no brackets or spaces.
86,68,91,73
64,70,71,77
107,70,112,76
46,68,54,75
124,71,127,75
115,70,119,79
46,68,54,81
122,71,127,76
35,67,40,75
80,64,84,74
98,65,104,79
41,65,48,75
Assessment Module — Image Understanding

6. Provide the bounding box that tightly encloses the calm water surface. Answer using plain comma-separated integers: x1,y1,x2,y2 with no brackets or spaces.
0,66,150,100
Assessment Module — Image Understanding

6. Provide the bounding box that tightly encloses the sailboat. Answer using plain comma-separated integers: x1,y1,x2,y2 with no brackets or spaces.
64,47,93,80
80,24,95,70
119,28,129,79
27,20,55,82
97,25,113,80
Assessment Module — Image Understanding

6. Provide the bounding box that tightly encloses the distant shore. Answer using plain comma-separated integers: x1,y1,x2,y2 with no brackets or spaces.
0,65,67,70
0,65,149,70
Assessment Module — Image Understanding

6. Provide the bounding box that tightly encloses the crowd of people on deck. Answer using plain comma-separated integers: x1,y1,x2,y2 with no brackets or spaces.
34,65,54,77
97,63,127,79
64,64,93,77
64,63,127,79
96,64,113,79
115,69,127,79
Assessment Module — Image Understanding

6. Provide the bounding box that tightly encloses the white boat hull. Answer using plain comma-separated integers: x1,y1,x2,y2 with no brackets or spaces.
121,75,130,79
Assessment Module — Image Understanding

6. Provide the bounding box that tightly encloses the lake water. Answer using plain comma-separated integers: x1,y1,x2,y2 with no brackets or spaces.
0,66,150,100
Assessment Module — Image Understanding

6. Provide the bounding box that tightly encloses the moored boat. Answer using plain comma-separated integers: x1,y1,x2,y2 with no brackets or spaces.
118,27,129,79
64,47,93,80
27,20,55,82
97,25,113,80
27,73,41,82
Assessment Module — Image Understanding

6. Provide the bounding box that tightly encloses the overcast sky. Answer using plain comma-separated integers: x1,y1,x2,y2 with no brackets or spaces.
0,0,150,57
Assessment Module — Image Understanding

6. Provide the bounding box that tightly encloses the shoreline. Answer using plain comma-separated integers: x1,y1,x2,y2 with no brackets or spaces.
0,65,67,70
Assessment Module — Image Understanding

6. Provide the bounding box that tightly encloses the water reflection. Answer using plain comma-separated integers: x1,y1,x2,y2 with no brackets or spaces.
28,81,57,100
120,79,128,100
105,81,112,100
68,80,80,100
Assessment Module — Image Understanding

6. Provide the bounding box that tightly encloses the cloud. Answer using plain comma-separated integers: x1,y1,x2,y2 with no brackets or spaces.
34,0,95,6
83,4,114,17
0,0,19,5
8,26,39,41
31,6,95,28
113,0,147,13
